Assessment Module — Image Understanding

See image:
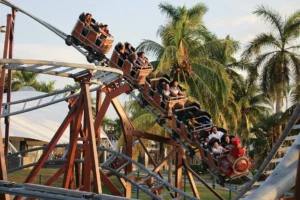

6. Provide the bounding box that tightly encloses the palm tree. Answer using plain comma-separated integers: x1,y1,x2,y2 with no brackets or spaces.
11,71,39,91
36,81,56,93
242,5,300,113
250,114,282,167
137,2,233,126
233,77,273,140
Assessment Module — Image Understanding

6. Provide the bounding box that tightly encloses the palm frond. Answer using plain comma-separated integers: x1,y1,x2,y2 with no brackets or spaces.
158,2,178,21
136,39,164,60
283,10,300,41
242,33,280,58
254,5,284,39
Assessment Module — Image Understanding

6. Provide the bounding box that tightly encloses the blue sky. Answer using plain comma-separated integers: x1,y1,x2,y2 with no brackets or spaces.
0,0,299,118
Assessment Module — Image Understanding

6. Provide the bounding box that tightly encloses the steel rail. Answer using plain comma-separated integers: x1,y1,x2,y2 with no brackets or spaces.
0,59,123,76
7,145,197,199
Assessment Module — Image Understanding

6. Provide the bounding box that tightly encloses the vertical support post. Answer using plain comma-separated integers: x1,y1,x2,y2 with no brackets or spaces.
174,150,183,198
5,8,17,156
96,91,102,153
0,14,12,200
2,14,12,157
62,96,84,188
111,98,133,198
82,110,91,191
184,159,187,200
83,83,102,194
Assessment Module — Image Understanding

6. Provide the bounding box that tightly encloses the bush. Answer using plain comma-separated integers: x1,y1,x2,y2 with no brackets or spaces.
190,164,202,174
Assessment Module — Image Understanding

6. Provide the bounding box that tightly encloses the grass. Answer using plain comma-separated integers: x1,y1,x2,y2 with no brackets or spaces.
8,168,235,200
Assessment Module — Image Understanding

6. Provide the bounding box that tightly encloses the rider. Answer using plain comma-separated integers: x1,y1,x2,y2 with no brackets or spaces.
208,126,224,143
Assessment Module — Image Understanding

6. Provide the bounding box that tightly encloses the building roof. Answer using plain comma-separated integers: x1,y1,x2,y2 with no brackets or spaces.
1,90,108,143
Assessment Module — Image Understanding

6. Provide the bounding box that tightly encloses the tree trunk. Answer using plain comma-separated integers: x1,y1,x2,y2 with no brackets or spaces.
275,89,283,113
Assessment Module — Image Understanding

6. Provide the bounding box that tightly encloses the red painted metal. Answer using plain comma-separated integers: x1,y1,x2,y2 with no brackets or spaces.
95,90,102,152
0,13,12,200
62,99,84,188
133,130,179,146
5,8,17,156
175,150,183,197
184,159,225,200
111,98,133,198
99,170,123,196
83,83,102,194
139,138,175,199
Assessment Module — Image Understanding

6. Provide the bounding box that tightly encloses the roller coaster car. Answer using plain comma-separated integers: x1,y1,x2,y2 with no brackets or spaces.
143,76,187,117
172,104,212,143
199,137,252,179
109,50,153,85
66,13,114,63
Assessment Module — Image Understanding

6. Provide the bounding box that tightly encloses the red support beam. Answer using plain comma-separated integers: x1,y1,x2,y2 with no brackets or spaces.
100,170,123,196
94,83,131,130
13,95,82,200
62,98,84,188
153,147,178,174
23,95,82,182
0,14,13,200
183,159,225,200
5,8,17,156
82,116,91,191
111,98,133,197
95,90,102,150
45,143,87,186
174,150,183,198
82,141,91,191
83,83,102,194
181,156,199,198
133,130,179,146
139,138,175,199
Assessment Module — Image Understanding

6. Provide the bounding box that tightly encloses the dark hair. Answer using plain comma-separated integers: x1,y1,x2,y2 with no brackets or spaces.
125,42,131,49
137,51,145,57
118,43,124,49
85,13,91,16
103,24,108,27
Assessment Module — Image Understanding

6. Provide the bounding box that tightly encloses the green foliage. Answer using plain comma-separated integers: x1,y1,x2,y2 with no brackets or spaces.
137,2,238,128
36,81,56,93
243,5,300,113
189,164,202,174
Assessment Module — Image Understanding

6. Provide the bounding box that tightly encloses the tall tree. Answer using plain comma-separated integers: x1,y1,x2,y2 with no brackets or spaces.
233,77,272,140
137,2,233,126
242,5,300,113
250,113,282,166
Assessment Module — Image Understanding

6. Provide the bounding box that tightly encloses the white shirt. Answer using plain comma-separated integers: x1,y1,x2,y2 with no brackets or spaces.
212,146,224,154
208,131,224,142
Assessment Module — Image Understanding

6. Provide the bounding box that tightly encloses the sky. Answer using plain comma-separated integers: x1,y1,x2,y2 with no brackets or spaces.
0,0,299,118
